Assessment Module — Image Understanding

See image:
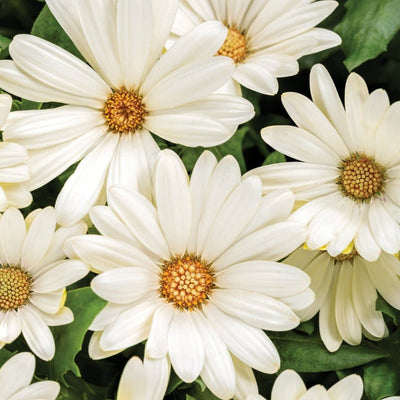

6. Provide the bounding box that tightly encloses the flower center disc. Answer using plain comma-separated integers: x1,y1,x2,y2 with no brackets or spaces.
160,255,214,310
338,154,385,200
103,89,146,134
217,27,247,63
0,266,31,311
334,248,358,261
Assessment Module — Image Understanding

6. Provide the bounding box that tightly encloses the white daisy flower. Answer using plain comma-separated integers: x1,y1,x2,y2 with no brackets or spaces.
170,0,341,95
0,206,88,360
67,149,313,400
268,369,363,400
284,247,400,351
0,352,59,399
248,64,400,262
0,94,32,211
0,0,254,227
115,356,169,400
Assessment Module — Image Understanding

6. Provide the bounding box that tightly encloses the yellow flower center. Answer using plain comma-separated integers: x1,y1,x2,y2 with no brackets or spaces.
334,248,358,261
217,27,247,63
160,254,214,310
0,266,31,311
103,89,147,134
338,154,385,201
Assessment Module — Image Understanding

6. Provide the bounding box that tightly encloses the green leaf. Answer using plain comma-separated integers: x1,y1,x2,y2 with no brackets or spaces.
31,5,83,60
270,331,389,372
364,329,400,399
336,0,400,71
40,288,106,383
376,296,400,326
263,151,286,165
58,372,110,400
0,348,17,366
0,34,10,59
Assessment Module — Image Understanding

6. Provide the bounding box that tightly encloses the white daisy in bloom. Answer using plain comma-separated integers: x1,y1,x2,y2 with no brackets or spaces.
267,369,363,400
0,0,254,227
170,0,341,95
0,352,59,399
115,356,169,400
0,94,32,211
284,247,400,351
67,149,313,400
0,206,88,360
248,64,400,262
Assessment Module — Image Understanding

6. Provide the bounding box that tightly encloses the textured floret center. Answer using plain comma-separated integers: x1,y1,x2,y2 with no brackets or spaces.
0,266,31,311
334,248,358,261
338,154,385,201
160,254,214,310
217,27,247,63
103,89,147,134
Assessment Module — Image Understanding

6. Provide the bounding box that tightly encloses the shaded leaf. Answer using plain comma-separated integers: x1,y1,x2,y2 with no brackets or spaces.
270,331,389,372
31,5,83,60
263,151,286,165
336,0,400,70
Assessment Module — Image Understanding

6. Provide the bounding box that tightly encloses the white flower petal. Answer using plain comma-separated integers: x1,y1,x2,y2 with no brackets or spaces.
335,262,362,346
116,357,147,400
0,142,27,168
29,290,64,314
261,125,340,165
0,310,21,343
32,260,88,293
271,370,307,400
168,310,204,383
327,374,363,400
108,187,170,260
8,381,60,400
19,306,55,361
211,289,299,331
155,150,191,256
0,207,25,265
204,303,280,373
146,303,175,359
216,260,311,298
88,331,124,360
352,257,386,338
91,267,158,304
0,352,35,399
55,133,119,226
10,34,110,106
0,94,11,128
192,311,236,400
144,356,170,400
234,62,278,95
21,207,56,271
202,176,261,261
34,306,74,327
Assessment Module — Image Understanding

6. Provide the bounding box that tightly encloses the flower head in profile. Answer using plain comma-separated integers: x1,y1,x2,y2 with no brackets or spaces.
0,352,59,399
68,150,313,400
284,247,400,351
248,64,400,262
0,207,88,360
116,356,169,400
0,0,254,227
170,0,341,95
0,94,32,211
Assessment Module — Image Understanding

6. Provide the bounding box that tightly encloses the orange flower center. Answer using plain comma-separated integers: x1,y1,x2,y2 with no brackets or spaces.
160,254,214,310
103,89,147,134
217,27,247,63
0,266,31,311
338,154,385,201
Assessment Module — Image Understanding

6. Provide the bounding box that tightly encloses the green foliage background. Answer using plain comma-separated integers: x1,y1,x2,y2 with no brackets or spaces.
0,0,400,398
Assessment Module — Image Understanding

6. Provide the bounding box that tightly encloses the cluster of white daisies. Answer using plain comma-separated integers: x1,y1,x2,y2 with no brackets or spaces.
0,0,399,399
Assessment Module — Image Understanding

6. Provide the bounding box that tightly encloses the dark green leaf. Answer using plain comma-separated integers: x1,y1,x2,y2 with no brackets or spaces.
270,331,389,372
263,151,286,165
0,348,17,366
31,5,83,60
376,296,400,326
363,329,400,399
0,34,10,59
40,288,106,383
58,372,110,400
336,0,400,70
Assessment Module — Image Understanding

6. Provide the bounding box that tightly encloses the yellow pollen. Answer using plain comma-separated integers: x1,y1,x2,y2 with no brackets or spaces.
103,89,147,134
338,153,385,201
160,254,214,310
334,248,358,261
217,27,247,63
0,266,31,311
